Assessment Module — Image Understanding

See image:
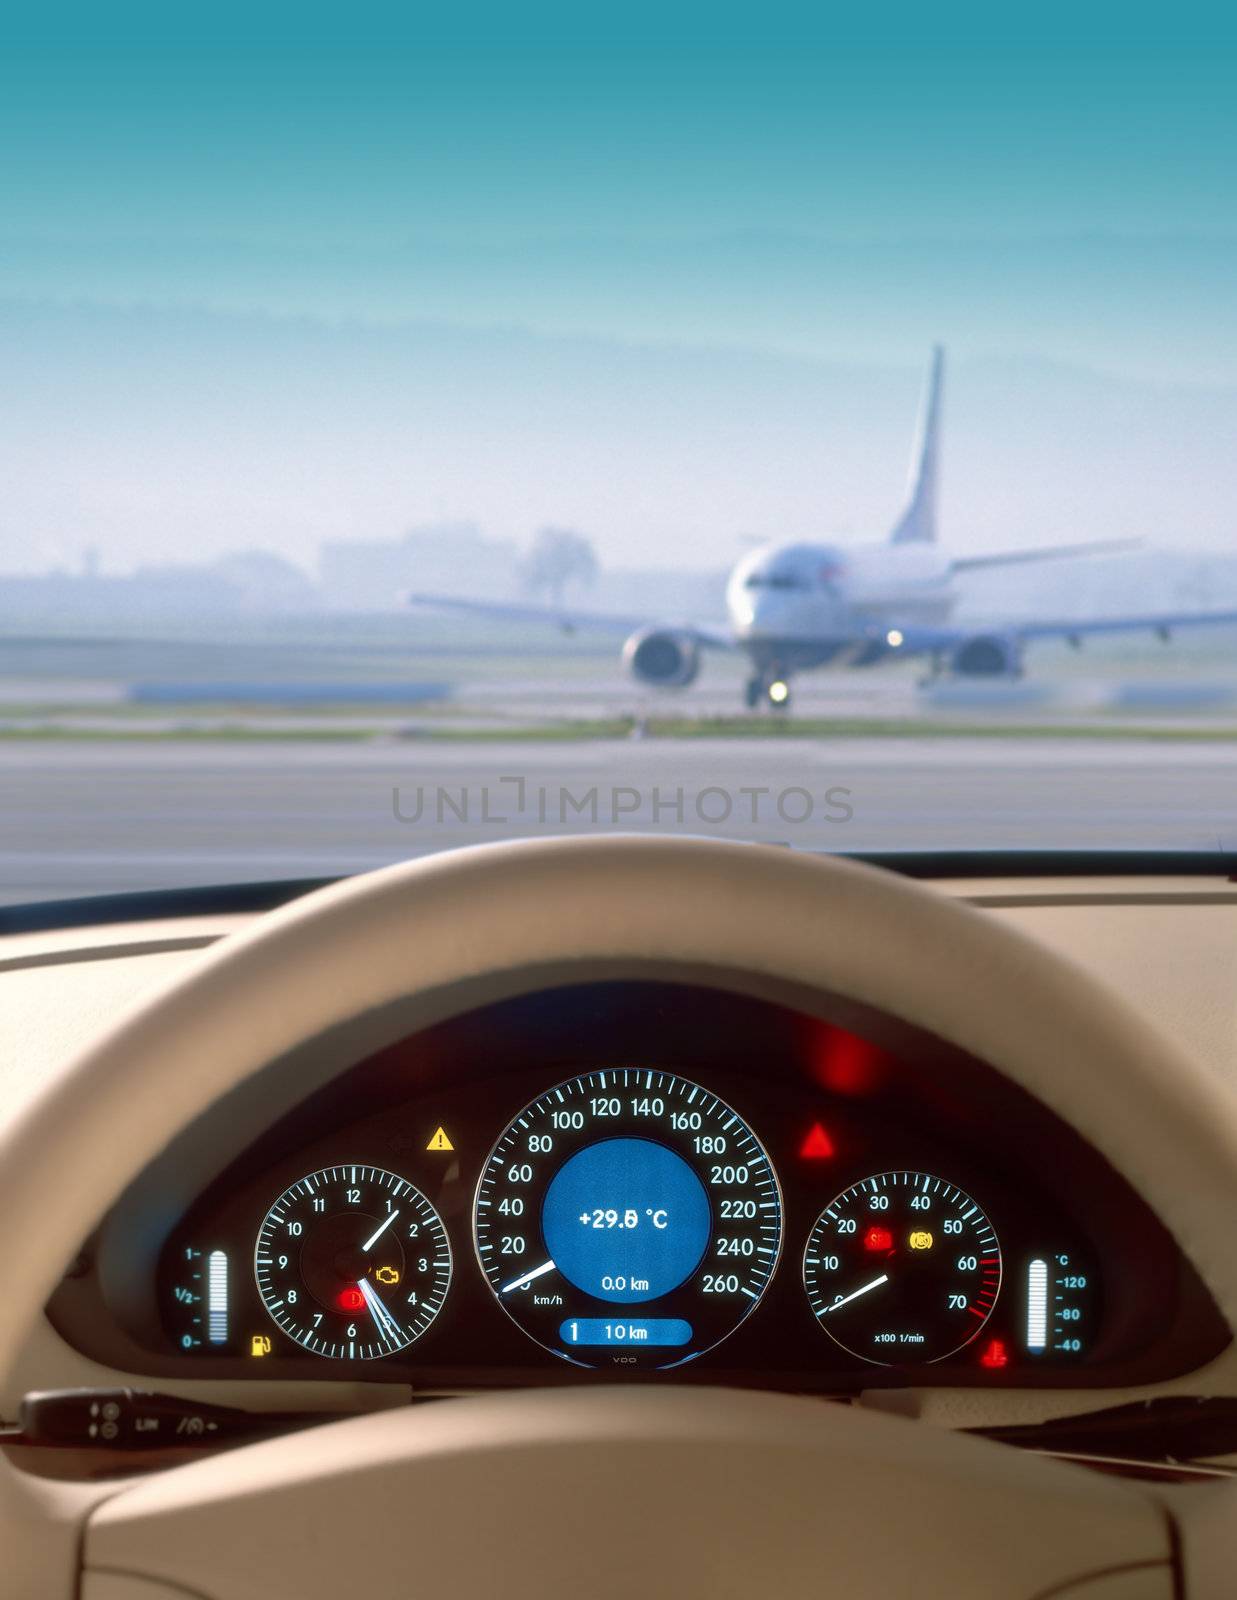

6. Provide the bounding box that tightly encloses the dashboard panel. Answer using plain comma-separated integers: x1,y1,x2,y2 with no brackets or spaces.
46,979,1230,1391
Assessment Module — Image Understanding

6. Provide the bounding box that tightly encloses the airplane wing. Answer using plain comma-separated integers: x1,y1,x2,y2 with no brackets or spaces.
1015,606,1237,644
950,539,1141,573
407,592,735,648
866,605,1237,657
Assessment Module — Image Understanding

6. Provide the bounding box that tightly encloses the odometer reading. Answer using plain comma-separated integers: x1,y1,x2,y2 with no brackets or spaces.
804,1171,1001,1365
255,1166,452,1359
474,1070,782,1368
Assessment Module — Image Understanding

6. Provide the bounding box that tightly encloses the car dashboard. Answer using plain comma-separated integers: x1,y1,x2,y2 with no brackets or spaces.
2,856,1235,1473
45,976,1228,1395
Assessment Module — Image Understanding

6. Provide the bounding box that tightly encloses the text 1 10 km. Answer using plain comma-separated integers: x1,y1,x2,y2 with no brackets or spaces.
560,1318,693,1347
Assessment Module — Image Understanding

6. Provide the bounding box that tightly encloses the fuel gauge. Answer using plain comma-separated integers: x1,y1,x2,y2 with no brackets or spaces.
167,1245,231,1352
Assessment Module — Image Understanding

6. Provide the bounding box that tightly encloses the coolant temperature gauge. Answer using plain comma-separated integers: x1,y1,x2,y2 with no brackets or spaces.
1022,1252,1095,1358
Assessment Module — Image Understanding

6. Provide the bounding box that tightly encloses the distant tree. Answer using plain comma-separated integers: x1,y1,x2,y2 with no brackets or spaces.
212,549,319,610
521,526,599,607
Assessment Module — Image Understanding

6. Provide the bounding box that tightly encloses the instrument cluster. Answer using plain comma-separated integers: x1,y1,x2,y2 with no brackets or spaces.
48,980,1229,1390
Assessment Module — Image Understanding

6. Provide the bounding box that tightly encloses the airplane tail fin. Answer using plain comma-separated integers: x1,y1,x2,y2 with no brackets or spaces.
888,344,944,545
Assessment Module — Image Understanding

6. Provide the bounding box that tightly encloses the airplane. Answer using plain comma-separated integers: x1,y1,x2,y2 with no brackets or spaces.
410,346,1237,711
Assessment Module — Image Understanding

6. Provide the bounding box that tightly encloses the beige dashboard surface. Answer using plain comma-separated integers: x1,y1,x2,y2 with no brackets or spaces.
3,881,1235,1114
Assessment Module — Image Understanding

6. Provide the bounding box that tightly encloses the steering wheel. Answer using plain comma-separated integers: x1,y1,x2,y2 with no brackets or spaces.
2,838,1234,1598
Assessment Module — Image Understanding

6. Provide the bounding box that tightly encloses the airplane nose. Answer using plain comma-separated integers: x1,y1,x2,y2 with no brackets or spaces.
744,592,770,627
746,592,787,636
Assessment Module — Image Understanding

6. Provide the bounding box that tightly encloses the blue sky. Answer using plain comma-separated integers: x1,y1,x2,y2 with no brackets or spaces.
4,14,1235,325
1,11,1235,568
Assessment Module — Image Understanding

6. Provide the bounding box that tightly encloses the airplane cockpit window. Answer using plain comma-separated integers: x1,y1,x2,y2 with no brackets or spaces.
744,571,809,590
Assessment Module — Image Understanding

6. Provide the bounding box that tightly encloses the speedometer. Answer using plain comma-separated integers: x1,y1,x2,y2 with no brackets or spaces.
474,1070,782,1368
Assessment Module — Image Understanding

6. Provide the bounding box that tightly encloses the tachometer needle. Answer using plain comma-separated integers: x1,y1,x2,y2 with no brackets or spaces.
356,1275,402,1343
500,1259,556,1295
361,1210,399,1252
821,1274,890,1315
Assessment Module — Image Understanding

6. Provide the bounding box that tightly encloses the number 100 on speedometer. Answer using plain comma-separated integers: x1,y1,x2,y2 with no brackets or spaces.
473,1070,783,1368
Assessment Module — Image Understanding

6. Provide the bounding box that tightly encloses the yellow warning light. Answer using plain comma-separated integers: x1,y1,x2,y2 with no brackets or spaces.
426,1127,454,1152
908,1230,934,1252
375,1265,401,1286
249,1334,272,1358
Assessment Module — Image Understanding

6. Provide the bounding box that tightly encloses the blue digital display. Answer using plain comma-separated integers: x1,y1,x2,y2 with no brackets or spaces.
541,1137,711,1303
560,1317,693,1347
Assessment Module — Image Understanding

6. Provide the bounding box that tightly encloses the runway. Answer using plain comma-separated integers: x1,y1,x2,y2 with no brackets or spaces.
2,736,1234,905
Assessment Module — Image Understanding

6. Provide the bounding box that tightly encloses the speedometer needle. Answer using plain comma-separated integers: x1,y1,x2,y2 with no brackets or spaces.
822,1273,890,1315
500,1259,556,1295
356,1275,402,1343
361,1210,399,1252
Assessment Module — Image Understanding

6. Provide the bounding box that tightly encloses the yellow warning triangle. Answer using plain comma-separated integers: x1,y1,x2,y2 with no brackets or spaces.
426,1127,454,1152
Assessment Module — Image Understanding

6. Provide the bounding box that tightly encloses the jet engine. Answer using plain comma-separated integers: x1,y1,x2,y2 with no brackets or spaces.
948,633,1023,678
622,626,701,688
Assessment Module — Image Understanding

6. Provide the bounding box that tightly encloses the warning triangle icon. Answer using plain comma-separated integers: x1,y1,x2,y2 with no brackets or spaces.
799,1122,835,1160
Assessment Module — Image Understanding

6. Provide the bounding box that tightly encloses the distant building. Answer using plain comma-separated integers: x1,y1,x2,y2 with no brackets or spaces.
0,550,319,627
0,565,239,625
318,520,520,610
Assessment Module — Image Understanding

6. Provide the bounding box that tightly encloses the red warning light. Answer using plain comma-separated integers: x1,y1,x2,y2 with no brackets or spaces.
809,1027,883,1097
336,1287,366,1313
799,1122,835,1160
979,1339,1009,1370
863,1226,894,1253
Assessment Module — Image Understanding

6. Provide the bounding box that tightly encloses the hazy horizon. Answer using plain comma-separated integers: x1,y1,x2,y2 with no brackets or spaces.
3,12,1234,574
2,296,1235,577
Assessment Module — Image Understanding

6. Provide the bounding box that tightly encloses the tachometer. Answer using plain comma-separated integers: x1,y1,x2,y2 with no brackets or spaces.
255,1165,452,1359
474,1070,782,1368
803,1171,1001,1364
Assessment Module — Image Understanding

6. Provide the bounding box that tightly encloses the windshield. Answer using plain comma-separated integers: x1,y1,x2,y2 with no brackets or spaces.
3,15,1236,905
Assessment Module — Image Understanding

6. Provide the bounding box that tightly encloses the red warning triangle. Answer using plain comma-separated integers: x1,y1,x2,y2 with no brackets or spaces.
799,1122,835,1160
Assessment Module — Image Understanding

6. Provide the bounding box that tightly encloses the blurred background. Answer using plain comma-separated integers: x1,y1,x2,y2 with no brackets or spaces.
2,6,1236,901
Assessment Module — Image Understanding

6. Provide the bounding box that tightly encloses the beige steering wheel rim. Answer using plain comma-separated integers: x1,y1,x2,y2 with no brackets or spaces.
1,837,1234,1597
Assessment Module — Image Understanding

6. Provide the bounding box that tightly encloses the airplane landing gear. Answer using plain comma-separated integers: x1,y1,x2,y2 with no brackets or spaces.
745,671,792,712
766,676,792,712
917,652,944,689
